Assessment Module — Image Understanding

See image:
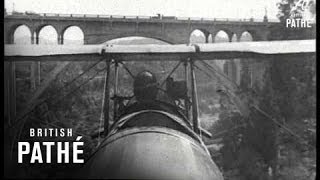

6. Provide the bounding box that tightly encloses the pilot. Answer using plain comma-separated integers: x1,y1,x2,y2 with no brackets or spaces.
133,70,159,102
120,70,183,117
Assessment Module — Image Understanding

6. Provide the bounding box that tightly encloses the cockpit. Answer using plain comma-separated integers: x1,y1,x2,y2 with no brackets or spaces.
108,70,198,141
112,70,190,121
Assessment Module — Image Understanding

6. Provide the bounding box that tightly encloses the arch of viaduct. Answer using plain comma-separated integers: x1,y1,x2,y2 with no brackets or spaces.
4,14,280,45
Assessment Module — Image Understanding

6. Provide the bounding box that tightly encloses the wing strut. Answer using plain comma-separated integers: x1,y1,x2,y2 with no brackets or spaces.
113,60,120,120
190,59,200,135
183,61,190,119
103,56,112,136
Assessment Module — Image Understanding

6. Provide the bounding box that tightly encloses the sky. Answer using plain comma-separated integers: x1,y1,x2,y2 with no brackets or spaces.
5,0,280,20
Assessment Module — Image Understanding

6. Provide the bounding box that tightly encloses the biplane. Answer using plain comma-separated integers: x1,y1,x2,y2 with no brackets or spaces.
4,39,315,179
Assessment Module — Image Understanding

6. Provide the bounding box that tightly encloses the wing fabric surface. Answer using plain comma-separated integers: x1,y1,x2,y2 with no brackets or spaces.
4,45,104,61
192,39,315,60
4,40,315,61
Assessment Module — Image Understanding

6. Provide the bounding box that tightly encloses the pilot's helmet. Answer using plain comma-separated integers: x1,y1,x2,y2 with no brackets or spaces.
134,71,158,102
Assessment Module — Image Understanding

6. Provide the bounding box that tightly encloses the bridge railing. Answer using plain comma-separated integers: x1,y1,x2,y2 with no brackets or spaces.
40,13,60,17
268,19,281,22
139,16,152,19
176,17,189,20
59,14,73,17
4,11,280,22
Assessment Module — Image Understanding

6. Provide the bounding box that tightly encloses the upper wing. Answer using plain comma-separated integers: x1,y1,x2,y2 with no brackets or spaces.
4,44,104,61
4,39,315,61
103,44,195,61
193,39,315,60
104,39,315,61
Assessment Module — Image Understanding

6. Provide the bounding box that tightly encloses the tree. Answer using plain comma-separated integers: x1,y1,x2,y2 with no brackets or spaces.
277,0,295,23
277,0,316,22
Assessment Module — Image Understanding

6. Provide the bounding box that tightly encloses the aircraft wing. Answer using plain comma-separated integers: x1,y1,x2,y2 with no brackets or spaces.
4,44,104,61
193,39,315,60
104,40,315,61
103,44,195,61
4,39,315,62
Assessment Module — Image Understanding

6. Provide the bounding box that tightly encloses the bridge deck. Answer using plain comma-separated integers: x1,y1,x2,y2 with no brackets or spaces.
4,12,280,24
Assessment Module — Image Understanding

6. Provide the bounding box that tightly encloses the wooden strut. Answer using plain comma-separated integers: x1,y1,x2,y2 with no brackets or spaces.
103,57,111,136
190,59,200,135
113,60,119,120
184,60,190,120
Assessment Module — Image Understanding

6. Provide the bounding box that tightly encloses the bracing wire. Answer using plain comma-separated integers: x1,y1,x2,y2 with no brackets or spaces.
159,61,182,87
9,59,104,129
193,62,215,79
97,67,109,146
199,60,240,89
251,105,316,149
12,66,107,158
56,59,105,93
10,65,104,158
195,60,315,149
119,62,135,79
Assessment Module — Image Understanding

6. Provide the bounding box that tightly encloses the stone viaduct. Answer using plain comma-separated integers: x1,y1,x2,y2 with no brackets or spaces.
4,13,280,45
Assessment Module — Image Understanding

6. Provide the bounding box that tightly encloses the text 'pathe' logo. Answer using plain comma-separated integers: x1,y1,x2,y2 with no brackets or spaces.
286,0,314,28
